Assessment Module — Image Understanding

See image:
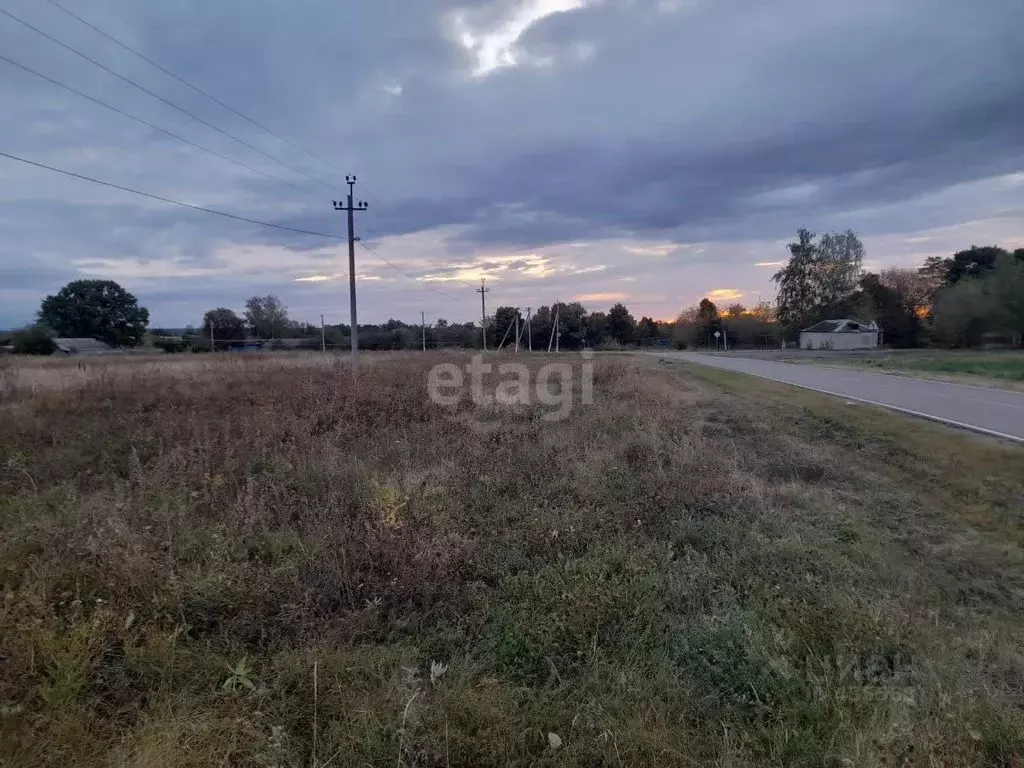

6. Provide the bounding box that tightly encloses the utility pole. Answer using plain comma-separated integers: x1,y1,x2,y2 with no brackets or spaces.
421,311,426,352
548,303,560,352
332,176,368,371
209,321,215,353
476,278,490,351
320,314,326,354
526,307,532,352
514,308,520,353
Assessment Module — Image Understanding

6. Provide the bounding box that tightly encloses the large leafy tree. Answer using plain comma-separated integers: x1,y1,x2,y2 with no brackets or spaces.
202,308,247,340
606,302,636,343
773,228,864,333
38,279,149,347
244,295,289,339
945,245,1009,285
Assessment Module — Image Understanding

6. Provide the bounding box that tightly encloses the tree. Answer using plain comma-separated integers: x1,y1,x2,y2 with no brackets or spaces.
989,253,1024,345
202,308,247,341
488,306,522,348
859,267,931,347
773,228,864,334
606,303,636,344
585,311,609,346
635,316,659,343
244,295,289,339
696,298,720,345
945,245,1009,285
38,279,149,347
11,324,56,355
918,256,951,297
773,229,818,333
816,230,865,307
725,303,747,317
931,278,997,347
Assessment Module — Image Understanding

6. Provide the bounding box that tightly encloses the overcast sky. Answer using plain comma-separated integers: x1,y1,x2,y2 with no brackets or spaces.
2,0,1023,328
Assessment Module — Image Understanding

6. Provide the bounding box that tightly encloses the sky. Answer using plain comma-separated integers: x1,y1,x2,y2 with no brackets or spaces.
2,0,1024,328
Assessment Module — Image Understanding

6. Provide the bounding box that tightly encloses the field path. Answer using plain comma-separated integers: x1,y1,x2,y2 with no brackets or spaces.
653,352,1024,443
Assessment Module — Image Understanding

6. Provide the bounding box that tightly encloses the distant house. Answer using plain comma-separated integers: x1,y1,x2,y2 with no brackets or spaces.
800,319,879,351
53,338,113,355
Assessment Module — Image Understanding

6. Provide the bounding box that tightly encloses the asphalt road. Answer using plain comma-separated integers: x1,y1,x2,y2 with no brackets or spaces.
657,352,1024,443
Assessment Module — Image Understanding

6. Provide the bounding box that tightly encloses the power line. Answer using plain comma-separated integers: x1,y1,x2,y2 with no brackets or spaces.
40,0,348,184
0,149,462,301
0,6,332,196
37,0,397,219
358,240,458,301
0,52,320,200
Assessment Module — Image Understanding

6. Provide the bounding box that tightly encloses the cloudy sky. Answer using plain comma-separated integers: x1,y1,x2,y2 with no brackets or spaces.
2,0,1023,328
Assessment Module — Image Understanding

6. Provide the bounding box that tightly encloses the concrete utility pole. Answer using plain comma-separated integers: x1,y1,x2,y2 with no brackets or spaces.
209,322,215,353
332,176,368,371
514,308,520,353
421,311,426,352
476,278,490,351
526,307,532,352
548,303,560,352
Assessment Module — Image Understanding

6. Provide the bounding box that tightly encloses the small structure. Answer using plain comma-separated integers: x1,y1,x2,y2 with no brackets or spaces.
53,338,113,355
800,319,879,351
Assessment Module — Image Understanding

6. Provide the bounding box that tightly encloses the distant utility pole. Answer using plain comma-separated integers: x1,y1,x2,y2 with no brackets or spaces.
526,307,532,352
209,322,215,353
514,308,520,353
421,311,427,352
332,176,368,371
476,279,490,351
320,314,326,354
548,303,560,352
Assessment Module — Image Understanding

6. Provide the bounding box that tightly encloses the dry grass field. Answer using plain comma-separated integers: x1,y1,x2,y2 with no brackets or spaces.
1,352,1023,767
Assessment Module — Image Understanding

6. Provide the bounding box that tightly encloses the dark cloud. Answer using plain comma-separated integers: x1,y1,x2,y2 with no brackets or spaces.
2,0,1024,327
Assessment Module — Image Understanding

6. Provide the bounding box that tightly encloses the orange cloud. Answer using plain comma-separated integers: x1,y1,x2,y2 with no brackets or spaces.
754,261,785,267
706,289,744,302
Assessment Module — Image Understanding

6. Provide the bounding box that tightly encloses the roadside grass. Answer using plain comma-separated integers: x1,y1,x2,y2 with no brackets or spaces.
2,353,1023,766
813,350,1024,390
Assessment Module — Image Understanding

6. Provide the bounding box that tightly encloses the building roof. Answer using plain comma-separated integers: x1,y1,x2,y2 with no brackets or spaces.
801,319,877,334
54,338,112,352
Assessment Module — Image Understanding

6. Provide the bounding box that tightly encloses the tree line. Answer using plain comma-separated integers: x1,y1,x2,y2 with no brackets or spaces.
770,230,1024,347
4,238,1022,356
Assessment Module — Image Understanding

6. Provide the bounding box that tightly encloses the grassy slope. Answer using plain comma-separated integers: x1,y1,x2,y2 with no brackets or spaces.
1,354,1023,767
816,351,1024,391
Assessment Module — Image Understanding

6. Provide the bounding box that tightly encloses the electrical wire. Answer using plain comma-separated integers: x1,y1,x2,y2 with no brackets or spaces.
40,0,349,183
36,0,393,215
0,52,321,200
0,150,462,301
0,6,332,196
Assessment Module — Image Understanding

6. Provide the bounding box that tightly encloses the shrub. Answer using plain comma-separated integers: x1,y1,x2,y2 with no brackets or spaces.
11,324,56,355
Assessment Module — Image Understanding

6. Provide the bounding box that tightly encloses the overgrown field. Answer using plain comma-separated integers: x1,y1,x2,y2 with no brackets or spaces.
1,353,1023,767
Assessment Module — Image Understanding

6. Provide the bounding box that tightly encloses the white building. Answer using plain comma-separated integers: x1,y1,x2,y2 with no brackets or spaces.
799,319,879,350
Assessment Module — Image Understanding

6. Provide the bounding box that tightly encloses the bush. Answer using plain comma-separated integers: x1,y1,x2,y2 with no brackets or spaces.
152,337,188,354
11,324,56,355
